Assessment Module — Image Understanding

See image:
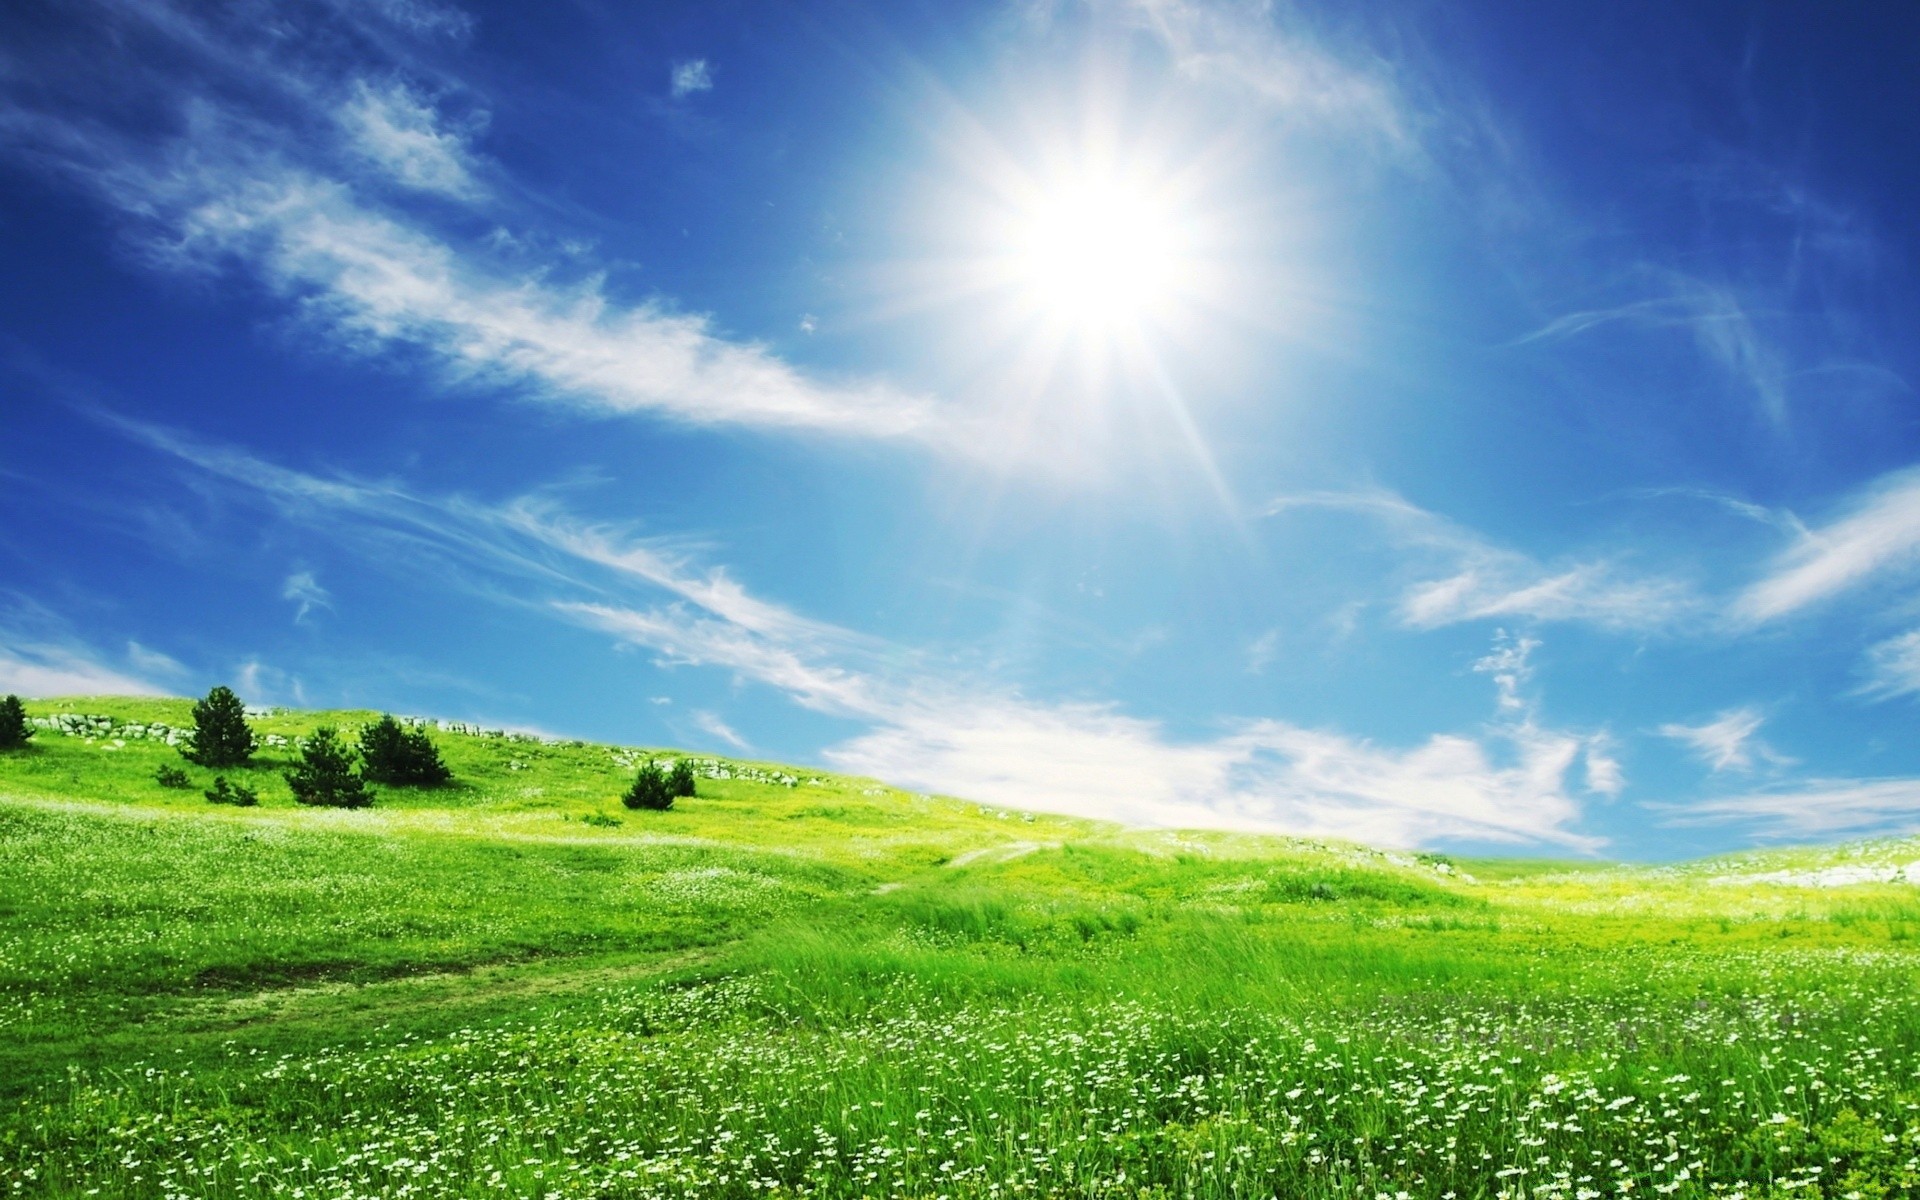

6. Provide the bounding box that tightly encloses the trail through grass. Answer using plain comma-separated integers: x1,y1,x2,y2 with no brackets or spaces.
3,698,1918,1198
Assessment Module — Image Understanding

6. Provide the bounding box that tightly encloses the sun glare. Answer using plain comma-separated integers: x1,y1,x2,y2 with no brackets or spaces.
999,172,1195,337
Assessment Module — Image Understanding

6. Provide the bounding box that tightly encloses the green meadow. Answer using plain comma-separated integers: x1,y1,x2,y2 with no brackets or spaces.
2,698,1918,1199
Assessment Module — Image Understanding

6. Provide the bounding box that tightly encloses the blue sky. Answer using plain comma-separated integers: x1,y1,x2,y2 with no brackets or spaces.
3,0,1920,857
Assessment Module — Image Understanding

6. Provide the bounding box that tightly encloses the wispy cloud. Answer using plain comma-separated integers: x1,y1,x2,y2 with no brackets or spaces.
1623,486,1808,538
690,710,748,750
1860,629,1920,701
576,585,1605,846
669,59,713,100
0,0,945,448
1582,733,1625,798
1518,276,1789,426
115,418,1606,849
0,636,166,697
1734,467,1920,623
1656,707,1788,774
167,160,938,438
829,701,1604,850
282,571,333,623
126,641,189,679
1471,629,1538,713
1264,490,1696,631
337,79,484,199
1659,778,1920,841
1117,0,1415,156
0,593,174,697
236,656,306,707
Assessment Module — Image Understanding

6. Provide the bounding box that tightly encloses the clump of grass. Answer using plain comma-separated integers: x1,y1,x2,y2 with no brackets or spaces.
203,775,258,806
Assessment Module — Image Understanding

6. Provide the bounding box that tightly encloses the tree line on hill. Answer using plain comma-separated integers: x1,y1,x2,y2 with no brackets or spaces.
1,687,697,811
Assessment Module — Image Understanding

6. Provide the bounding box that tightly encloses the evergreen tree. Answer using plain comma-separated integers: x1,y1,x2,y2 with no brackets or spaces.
285,726,374,809
622,761,673,811
0,695,32,750
154,764,192,789
667,758,697,800
204,775,260,807
184,685,256,768
359,715,453,786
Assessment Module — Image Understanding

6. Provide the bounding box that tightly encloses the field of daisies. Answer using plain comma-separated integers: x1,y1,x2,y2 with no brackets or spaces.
2,698,1918,1199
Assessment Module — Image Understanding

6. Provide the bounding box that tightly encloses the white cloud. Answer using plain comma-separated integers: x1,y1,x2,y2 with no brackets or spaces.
126,641,189,678
1659,778,1920,841
1860,629,1920,700
0,4,946,449
1402,564,1689,631
690,710,748,751
122,422,1606,850
338,79,483,199
158,164,942,440
0,637,166,697
1582,734,1625,797
1118,0,1414,155
1470,629,1537,713
563,592,1603,849
282,571,333,623
235,656,306,707
1656,707,1786,773
669,59,713,100
1624,487,1808,538
558,602,878,717
1734,467,1920,623
828,701,1602,850
1518,276,1789,426
1265,490,1695,631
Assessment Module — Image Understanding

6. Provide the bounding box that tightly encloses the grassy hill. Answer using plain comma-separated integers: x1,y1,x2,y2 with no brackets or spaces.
3,697,1918,1199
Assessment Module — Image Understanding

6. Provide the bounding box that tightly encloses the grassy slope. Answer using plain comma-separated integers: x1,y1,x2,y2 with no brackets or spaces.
3,698,1919,1199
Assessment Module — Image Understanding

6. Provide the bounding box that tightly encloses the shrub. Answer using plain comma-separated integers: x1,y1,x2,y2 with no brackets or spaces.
204,776,259,807
154,764,193,789
285,726,373,809
358,715,453,786
183,686,256,768
580,811,623,828
0,695,32,750
622,762,673,811
668,758,698,799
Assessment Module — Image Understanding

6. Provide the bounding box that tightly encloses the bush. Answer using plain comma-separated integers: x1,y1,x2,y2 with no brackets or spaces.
285,726,373,809
154,764,193,789
668,758,697,799
0,695,32,750
580,811,622,828
358,715,453,786
183,686,256,768
622,762,673,811
204,776,259,807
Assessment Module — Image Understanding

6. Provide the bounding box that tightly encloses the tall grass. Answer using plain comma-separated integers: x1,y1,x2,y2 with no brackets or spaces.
3,698,1919,1198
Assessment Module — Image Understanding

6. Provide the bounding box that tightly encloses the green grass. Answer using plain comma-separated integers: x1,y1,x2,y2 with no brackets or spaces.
3,697,1919,1199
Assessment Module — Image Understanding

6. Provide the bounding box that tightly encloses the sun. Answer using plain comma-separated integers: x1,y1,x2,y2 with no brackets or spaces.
996,169,1196,338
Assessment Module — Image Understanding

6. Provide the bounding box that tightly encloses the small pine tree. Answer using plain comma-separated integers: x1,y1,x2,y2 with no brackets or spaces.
284,726,373,809
155,763,193,789
667,759,697,799
359,715,453,786
0,695,32,750
184,686,256,768
622,762,673,811
204,775,260,807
